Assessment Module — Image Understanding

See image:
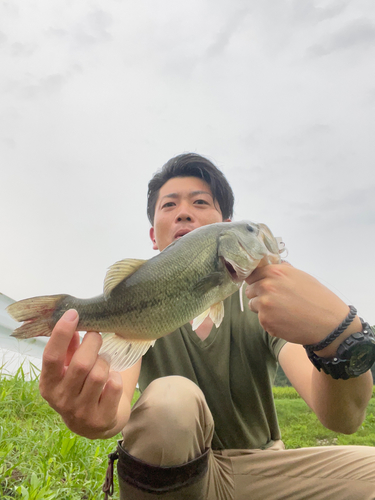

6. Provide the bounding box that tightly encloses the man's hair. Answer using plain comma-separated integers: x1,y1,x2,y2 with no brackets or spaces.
147,153,235,224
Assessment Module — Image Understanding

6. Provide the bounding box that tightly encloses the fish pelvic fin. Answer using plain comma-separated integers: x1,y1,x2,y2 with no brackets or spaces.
7,294,68,339
192,309,210,330
209,301,225,328
192,301,225,331
104,258,147,298
99,334,155,371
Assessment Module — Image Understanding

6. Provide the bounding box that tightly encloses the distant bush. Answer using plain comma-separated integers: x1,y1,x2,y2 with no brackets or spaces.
273,386,299,399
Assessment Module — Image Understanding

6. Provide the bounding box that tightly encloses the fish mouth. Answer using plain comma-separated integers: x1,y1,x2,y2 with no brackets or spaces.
222,258,243,284
221,251,259,284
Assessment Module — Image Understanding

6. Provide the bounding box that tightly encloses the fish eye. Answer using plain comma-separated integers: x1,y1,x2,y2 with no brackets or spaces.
246,224,255,232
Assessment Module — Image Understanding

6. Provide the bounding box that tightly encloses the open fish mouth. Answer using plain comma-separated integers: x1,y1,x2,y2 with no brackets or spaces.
221,256,256,283
223,259,241,283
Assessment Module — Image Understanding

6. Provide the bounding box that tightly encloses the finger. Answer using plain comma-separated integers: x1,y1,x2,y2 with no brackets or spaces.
40,309,79,387
245,265,269,285
99,370,123,414
248,297,259,313
62,331,103,395
245,282,260,301
77,355,110,405
65,331,81,366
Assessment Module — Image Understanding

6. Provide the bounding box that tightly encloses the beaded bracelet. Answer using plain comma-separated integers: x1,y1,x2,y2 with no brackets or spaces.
303,305,357,353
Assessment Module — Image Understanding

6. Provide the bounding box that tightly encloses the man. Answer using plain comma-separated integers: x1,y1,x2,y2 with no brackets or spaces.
40,153,375,499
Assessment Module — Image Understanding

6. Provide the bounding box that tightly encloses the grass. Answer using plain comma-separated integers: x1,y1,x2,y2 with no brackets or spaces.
1,369,375,499
274,386,375,449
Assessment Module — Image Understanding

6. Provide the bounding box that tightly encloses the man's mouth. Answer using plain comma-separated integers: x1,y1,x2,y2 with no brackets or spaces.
174,229,193,239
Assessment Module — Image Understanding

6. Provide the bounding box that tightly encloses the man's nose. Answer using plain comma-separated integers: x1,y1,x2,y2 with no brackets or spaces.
176,204,194,222
177,211,192,222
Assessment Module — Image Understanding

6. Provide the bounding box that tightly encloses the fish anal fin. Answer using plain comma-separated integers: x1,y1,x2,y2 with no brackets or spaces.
104,258,147,298
99,333,155,371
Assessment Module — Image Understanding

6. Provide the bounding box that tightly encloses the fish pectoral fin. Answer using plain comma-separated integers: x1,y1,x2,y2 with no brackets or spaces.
193,272,224,294
209,301,225,328
104,258,147,298
191,301,225,331
99,333,155,371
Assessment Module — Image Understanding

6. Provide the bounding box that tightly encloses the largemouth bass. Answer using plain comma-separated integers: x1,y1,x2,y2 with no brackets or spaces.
7,221,282,371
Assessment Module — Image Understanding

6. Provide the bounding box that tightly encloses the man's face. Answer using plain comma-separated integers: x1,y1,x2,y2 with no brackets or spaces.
150,176,230,251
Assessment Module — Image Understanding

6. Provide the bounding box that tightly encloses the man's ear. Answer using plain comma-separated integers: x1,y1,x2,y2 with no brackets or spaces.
149,227,158,250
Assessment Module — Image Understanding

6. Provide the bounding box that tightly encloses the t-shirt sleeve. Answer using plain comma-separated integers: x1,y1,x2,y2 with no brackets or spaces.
265,332,287,360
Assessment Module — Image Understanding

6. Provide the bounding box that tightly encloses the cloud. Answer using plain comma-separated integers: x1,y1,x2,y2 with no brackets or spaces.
205,7,249,58
289,186,375,229
292,0,349,24
11,42,37,57
9,73,66,100
309,18,375,56
73,8,113,46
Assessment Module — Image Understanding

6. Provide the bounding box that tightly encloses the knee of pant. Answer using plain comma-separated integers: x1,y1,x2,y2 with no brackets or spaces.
133,376,213,443
123,376,213,465
139,376,207,426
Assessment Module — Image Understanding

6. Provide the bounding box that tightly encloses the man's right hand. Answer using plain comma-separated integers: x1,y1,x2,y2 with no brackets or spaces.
39,309,140,439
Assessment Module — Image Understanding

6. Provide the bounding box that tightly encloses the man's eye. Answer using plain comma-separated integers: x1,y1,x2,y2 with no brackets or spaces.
194,199,209,205
162,202,175,209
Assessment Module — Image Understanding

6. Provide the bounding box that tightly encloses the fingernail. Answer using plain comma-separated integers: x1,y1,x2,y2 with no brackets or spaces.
64,309,78,322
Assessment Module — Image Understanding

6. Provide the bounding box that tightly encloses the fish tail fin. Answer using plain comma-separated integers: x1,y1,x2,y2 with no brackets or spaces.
99,334,155,371
7,294,68,339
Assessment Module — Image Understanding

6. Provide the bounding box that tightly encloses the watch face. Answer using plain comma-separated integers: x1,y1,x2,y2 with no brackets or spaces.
348,343,375,376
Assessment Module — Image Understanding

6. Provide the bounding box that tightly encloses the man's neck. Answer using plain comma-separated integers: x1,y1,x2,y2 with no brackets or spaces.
192,317,214,341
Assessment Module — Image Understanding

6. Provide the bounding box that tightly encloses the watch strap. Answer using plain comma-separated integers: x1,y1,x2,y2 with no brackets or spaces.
306,320,375,380
304,305,357,353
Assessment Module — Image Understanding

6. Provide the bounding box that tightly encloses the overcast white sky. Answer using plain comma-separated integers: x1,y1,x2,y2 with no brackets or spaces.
1,0,375,326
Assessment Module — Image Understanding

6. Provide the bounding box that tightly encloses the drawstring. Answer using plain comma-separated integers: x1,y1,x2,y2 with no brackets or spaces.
102,450,119,499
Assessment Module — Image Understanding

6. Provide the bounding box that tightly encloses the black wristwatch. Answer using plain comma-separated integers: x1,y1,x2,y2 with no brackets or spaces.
306,320,375,380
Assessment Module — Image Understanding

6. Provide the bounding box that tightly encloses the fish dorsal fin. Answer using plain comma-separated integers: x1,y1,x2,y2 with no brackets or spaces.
191,301,225,331
99,333,155,371
104,258,147,298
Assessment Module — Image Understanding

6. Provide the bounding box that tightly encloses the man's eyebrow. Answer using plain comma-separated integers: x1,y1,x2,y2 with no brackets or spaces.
160,190,213,201
190,190,213,198
160,192,179,201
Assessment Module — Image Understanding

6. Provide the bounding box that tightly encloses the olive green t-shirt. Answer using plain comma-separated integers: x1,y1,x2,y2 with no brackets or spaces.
139,291,286,450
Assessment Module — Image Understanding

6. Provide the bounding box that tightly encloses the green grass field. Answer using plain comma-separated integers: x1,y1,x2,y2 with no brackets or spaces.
1,368,375,499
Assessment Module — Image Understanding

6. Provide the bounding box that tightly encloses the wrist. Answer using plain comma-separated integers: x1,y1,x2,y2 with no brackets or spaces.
304,305,359,358
314,316,362,358
306,318,375,380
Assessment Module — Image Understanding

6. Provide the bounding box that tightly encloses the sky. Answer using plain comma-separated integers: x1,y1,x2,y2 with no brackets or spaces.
1,0,375,326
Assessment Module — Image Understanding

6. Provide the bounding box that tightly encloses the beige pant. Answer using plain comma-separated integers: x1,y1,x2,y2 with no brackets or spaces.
120,376,375,500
